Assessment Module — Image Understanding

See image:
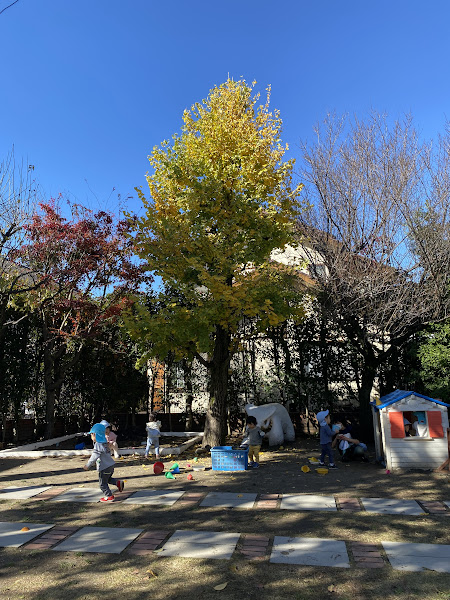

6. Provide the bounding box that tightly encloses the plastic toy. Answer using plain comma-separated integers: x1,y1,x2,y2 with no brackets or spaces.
75,442,85,450
187,473,194,480
301,465,311,473
170,463,180,474
193,456,198,462
315,467,328,475
165,471,176,479
153,461,164,475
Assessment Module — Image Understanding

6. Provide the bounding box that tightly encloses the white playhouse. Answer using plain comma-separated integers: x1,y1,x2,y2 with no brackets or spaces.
371,390,450,471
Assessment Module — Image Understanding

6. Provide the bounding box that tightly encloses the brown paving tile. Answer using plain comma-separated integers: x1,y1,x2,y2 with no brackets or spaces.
182,493,205,499
351,542,380,550
241,544,267,552
49,527,79,533
23,542,54,550
139,531,170,540
113,491,134,501
242,538,269,547
420,501,448,513
259,494,280,500
36,488,67,499
244,535,270,542
352,550,383,558
39,534,68,540
132,541,160,550
355,557,385,564
256,501,278,509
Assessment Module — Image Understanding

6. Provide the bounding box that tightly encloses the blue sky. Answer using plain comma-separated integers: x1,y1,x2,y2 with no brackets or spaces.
1,0,450,217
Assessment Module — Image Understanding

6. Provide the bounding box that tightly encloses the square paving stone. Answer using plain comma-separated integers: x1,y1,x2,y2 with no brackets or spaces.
52,488,103,503
158,529,240,560
200,492,257,509
0,486,52,500
383,541,450,573
270,536,349,568
0,522,54,547
122,490,185,506
280,494,337,511
361,498,423,515
53,526,143,554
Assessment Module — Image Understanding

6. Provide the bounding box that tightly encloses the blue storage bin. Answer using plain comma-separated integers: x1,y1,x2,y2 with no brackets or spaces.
210,446,249,471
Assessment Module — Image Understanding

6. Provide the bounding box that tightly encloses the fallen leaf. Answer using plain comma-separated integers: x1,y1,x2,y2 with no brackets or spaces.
328,585,337,593
146,569,158,578
20,527,30,532
213,583,228,591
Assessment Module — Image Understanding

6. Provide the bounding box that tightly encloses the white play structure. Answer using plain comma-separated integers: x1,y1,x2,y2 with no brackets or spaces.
245,402,295,446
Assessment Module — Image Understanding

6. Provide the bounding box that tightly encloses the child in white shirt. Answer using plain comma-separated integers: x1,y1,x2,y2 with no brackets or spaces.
144,412,161,459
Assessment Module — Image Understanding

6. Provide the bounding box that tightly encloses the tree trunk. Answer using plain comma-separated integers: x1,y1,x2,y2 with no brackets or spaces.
203,325,230,447
358,362,377,440
182,359,194,430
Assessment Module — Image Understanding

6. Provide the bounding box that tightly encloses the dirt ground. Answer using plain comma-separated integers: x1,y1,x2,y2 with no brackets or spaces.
1,438,450,600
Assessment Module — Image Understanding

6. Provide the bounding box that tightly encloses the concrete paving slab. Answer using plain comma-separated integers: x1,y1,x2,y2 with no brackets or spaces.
270,536,349,568
382,541,450,558
53,526,143,554
122,490,185,506
159,542,237,559
52,488,102,503
0,522,54,547
0,486,52,500
168,530,241,544
159,529,240,559
200,492,257,509
383,542,450,572
280,494,337,511
361,498,423,515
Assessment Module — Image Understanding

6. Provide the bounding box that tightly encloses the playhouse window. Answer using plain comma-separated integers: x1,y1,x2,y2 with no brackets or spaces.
389,410,444,439
403,411,428,437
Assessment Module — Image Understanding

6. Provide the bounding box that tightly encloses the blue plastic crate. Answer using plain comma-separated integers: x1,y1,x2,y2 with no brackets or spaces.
210,446,249,471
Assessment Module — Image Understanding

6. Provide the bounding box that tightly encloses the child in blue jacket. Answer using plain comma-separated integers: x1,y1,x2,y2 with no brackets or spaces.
316,410,337,469
83,423,124,502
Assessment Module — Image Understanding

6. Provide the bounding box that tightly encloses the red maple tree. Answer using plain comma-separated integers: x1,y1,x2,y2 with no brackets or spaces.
16,199,149,437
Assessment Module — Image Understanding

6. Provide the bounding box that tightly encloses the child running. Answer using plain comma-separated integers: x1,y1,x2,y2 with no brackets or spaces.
144,412,162,459
83,423,124,502
316,410,338,469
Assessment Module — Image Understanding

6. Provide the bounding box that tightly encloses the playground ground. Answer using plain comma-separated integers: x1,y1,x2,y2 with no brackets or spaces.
0,438,449,600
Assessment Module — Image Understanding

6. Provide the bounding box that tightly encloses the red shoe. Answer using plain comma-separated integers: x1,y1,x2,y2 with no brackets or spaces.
100,495,115,502
116,480,124,493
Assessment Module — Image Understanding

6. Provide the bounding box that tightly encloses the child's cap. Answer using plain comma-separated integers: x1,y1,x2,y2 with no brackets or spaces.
100,420,110,428
89,423,107,443
316,410,329,423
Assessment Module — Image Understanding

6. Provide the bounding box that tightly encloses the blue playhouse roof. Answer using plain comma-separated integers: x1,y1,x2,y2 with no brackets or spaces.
371,390,450,410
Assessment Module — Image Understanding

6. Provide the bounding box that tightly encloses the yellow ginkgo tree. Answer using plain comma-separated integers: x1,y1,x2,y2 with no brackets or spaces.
127,79,306,446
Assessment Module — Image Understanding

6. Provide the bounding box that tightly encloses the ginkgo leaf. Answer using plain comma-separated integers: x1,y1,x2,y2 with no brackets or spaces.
213,583,228,591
